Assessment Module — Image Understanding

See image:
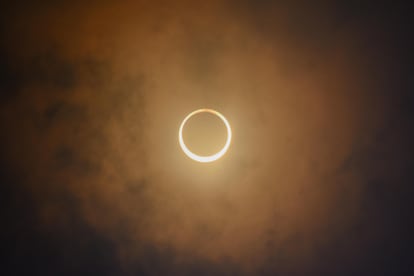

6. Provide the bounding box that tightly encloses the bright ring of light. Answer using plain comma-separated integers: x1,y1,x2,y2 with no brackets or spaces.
179,108,232,163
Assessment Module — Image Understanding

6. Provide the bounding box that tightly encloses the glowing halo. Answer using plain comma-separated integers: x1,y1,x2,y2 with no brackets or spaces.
179,108,232,163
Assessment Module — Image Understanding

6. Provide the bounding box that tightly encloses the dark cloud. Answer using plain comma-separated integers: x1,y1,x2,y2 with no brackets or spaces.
0,160,120,275
0,52,75,99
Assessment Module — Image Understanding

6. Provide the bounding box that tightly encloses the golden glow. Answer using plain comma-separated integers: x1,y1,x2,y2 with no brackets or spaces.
179,109,232,163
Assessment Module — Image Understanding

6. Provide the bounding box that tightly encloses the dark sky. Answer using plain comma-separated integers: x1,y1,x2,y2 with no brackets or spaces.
1,1,413,275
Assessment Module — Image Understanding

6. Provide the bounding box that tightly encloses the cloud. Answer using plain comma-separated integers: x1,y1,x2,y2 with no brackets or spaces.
0,1,413,275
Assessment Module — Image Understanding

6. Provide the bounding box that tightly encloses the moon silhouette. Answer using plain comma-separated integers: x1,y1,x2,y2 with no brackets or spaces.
179,109,232,163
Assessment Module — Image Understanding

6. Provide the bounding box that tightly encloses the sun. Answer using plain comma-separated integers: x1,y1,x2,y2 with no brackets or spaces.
179,109,232,163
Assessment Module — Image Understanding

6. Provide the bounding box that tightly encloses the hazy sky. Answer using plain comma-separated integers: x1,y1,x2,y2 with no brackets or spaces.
1,1,413,275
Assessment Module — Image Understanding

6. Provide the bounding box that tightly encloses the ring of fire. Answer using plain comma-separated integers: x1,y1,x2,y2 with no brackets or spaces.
179,109,232,163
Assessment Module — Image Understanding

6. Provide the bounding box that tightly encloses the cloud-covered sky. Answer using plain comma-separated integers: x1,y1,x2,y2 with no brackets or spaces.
1,1,413,275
